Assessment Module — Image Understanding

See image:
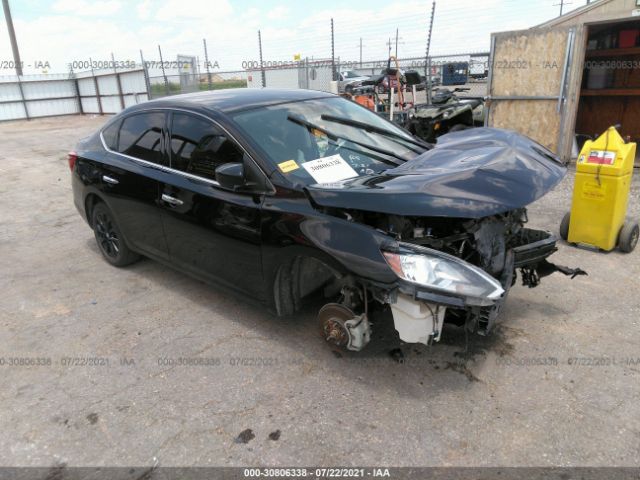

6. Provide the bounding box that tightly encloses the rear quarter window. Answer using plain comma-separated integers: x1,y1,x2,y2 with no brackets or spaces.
117,112,166,164
101,120,120,150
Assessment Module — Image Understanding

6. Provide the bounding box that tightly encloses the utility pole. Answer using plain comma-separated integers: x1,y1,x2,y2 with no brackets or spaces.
425,1,436,104
358,38,363,68
2,0,23,76
554,0,572,16
395,28,399,58
386,34,404,59
158,44,169,95
203,38,212,90
331,18,336,81
258,30,266,88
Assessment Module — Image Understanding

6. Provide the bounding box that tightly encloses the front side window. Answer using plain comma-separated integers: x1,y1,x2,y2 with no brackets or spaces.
118,112,165,164
169,113,243,181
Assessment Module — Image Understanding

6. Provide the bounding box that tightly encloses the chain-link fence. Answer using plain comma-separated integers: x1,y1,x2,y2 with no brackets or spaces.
1,3,490,124
147,71,248,99
0,51,489,121
143,52,489,100
2,0,566,122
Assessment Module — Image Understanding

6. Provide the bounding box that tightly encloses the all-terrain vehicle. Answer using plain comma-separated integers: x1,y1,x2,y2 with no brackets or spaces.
405,87,485,143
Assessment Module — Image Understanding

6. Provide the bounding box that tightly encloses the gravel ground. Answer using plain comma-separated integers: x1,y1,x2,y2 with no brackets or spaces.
0,115,639,468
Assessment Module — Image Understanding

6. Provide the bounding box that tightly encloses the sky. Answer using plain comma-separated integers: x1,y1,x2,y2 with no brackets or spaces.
0,0,587,75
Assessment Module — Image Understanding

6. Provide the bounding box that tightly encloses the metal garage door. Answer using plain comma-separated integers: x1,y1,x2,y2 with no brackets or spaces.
486,26,577,159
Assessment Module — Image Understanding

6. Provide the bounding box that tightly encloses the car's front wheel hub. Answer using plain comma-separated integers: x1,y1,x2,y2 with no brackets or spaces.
319,304,355,348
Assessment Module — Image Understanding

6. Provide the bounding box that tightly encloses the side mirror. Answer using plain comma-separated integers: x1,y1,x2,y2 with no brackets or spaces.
215,162,245,190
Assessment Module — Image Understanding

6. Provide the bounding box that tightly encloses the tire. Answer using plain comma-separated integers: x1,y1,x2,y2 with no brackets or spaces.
618,221,639,253
560,212,571,241
92,202,140,267
449,124,471,133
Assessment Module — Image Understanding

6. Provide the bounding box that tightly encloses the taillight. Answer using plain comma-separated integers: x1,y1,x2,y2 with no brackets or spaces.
68,151,77,171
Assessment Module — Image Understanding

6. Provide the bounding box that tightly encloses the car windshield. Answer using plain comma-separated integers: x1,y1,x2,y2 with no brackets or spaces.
342,71,360,79
230,97,421,186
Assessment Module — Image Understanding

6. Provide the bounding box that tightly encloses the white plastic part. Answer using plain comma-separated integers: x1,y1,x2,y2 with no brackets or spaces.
329,81,339,94
345,314,371,351
390,294,445,345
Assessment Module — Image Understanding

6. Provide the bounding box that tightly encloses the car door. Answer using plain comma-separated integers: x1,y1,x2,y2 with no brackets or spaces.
158,111,265,299
99,111,170,259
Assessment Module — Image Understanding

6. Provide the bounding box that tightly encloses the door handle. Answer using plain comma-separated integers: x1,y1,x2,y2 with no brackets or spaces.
161,193,184,206
102,175,119,185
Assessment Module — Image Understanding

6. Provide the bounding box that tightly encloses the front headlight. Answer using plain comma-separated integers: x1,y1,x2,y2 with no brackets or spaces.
382,246,504,302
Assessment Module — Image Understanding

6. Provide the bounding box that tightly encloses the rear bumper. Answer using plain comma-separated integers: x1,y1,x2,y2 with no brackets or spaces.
71,171,90,225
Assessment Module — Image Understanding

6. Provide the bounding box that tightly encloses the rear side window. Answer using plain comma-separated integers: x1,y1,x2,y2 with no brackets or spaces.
169,113,243,180
102,120,120,150
118,112,165,164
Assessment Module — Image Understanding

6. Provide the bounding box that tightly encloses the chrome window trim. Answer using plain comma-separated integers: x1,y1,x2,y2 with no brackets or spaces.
99,107,275,194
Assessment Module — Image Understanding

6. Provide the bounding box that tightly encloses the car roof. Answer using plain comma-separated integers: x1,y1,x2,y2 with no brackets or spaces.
136,88,336,114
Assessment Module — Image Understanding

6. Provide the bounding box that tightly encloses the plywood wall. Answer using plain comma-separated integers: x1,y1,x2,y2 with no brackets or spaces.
490,101,562,152
489,27,574,153
491,29,569,97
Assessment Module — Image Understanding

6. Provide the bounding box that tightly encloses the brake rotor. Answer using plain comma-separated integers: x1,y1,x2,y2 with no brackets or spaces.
318,303,356,348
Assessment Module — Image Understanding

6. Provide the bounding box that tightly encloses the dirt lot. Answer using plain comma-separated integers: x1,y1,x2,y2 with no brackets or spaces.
0,115,639,468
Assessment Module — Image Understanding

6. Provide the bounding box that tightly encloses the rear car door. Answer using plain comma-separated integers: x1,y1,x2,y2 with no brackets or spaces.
100,111,170,259
158,111,265,299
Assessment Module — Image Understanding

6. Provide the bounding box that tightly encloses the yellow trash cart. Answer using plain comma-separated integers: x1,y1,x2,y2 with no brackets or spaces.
560,126,638,253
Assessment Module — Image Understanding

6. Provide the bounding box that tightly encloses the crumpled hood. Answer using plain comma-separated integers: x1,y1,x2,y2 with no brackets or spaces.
306,128,566,219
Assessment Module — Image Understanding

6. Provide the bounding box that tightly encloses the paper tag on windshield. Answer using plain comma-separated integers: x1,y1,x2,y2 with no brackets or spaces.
302,155,358,184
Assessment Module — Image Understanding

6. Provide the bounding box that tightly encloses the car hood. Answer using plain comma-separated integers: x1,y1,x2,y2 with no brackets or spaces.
306,128,566,219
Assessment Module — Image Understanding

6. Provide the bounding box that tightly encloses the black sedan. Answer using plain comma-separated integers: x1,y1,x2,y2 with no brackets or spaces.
70,88,583,351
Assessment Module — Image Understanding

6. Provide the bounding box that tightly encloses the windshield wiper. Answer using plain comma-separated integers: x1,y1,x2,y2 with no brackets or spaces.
320,114,431,151
287,115,404,165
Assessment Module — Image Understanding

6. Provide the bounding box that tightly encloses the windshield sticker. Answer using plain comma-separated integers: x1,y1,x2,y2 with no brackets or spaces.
278,159,300,173
302,155,358,184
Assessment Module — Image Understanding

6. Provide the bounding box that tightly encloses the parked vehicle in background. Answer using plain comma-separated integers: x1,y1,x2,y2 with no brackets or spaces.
469,58,489,80
376,68,401,94
428,74,441,86
70,89,583,353
338,70,370,93
405,87,485,143
442,62,469,86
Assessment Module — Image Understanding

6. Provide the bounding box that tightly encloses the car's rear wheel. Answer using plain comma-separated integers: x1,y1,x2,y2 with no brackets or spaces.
92,202,140,267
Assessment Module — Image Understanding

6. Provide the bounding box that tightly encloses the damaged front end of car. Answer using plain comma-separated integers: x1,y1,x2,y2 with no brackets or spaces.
377,209,585,347
303,128,586,351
